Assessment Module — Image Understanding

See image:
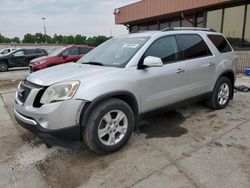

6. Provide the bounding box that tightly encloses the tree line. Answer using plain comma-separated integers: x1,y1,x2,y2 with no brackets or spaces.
0,33,111,47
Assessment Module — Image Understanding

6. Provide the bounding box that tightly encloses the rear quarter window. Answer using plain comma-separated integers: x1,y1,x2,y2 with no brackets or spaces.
207,34,232,53
177,34,212,60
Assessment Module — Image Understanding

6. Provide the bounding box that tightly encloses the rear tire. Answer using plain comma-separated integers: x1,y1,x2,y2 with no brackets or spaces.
83,98,134,154
206,77,232,109
0,62,8,72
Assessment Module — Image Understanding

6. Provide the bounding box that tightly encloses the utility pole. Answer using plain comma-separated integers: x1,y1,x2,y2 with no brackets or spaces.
42,17,47,44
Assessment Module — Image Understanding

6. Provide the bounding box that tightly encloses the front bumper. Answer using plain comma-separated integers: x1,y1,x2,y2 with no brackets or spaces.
14,107,82,149
14,80,87,148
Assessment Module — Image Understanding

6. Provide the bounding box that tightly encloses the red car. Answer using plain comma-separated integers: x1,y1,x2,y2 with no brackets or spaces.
29,45,94,72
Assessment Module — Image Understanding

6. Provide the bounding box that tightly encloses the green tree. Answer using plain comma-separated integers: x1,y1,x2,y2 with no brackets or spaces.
11,37,20,43
74,35,86,45
22,33,35,43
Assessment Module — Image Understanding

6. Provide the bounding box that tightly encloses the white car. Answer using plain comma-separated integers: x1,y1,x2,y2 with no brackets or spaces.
0,48,17,56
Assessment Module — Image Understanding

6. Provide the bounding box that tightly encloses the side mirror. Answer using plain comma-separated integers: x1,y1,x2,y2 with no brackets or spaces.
142,56,164,68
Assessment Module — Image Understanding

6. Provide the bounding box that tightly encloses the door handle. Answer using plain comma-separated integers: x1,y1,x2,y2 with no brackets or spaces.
209,62,216,67
176,68,185,73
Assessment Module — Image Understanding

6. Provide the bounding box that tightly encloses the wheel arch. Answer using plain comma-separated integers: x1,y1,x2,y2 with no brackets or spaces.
80,91,139,134
218,70,235,99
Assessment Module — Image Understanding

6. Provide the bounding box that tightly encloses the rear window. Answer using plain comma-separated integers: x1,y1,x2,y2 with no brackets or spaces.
178,34,212,60
25,49,43,55
207,34,232,53
79,48,92,55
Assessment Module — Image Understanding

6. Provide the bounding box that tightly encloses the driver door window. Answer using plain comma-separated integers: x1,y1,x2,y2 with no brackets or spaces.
144,36,182,64
63,48,79,56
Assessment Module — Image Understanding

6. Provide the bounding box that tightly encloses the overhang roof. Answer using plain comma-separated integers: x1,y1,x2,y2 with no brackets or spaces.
115,0,238,25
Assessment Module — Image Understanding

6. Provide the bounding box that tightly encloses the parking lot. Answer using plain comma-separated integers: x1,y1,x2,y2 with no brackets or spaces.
0,70,250,188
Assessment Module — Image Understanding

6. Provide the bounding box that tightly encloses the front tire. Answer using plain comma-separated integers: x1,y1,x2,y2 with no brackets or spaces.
83,98,134,154
206,77,232,109
0,62,8,72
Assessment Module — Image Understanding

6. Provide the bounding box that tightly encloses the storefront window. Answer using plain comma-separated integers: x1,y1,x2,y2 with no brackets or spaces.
244,5,250,47
181,18,193,27
206,9,222,32
139,24,147,31
196,14,204,27
170,19,181,27
223,6,245,48
130,25,138,33
160,21,169,30
148,22,157,30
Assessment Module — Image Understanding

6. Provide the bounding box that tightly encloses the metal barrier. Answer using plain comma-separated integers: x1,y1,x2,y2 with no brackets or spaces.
236,50,250,73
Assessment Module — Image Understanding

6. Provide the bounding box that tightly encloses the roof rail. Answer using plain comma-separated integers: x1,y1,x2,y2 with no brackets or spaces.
161,27,217,32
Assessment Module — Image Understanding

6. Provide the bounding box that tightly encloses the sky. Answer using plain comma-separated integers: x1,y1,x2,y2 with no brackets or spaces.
0,0,138,39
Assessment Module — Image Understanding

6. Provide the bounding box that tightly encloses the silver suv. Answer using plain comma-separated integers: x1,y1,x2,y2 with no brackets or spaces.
14,28,236,154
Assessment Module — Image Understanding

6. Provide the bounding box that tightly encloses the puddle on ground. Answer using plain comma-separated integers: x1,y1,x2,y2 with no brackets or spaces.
139,111,188,139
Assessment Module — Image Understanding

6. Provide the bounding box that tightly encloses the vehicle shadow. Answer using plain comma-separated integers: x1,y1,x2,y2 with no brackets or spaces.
139,111,188,139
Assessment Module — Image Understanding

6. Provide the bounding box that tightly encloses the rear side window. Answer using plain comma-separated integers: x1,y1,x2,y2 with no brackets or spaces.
79,47,92,55
207,34,232,53
144,36,182,64
178,34,212,59
25,49,42,55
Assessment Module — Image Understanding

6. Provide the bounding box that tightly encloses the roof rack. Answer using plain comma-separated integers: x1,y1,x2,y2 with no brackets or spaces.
161,27,217,32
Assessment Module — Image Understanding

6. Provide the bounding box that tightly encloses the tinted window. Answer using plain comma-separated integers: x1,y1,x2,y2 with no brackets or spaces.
208,35,232,53
13,50,24,57
178,34,212,59
79,48,92,55
25,49,43,55
144,36,182,64
148,22,157,30
64,48,79,56
170,19,180,27
160,21,169,30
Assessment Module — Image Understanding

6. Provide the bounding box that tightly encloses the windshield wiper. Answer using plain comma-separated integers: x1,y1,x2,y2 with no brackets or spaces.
82,61,104,66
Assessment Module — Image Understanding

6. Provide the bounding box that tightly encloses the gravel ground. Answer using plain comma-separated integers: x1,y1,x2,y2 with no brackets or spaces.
0,70,250,188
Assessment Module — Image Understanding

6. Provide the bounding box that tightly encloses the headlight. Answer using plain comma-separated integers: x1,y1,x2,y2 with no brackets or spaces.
40,60,47,64
40,81,80,104
33,60,46,65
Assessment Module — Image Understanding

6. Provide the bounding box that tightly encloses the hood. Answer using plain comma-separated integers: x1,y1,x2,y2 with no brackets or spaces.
30,56,51,63
26,63,117,86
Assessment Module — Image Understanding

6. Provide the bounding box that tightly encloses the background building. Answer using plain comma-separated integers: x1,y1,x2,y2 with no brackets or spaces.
114,0,250,49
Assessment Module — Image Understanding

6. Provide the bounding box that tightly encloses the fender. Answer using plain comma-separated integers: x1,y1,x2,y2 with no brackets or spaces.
79,91,139,137
216,69,235,99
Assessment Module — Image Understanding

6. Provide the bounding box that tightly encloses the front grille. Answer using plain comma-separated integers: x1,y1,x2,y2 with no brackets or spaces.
17,80,44,104
17,83,31,103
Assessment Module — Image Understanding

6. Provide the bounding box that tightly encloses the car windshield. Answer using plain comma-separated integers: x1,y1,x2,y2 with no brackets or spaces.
48,47,66,56
77,37,149,68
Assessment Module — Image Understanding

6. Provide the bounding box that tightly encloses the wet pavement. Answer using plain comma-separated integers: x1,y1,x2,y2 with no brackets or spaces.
0,70,250,188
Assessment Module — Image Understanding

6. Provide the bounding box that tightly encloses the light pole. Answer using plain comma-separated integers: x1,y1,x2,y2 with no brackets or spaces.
42,17,47,44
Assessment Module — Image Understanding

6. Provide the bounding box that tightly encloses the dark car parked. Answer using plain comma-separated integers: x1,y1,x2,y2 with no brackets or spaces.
29,45,94,72
0,48,48,72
